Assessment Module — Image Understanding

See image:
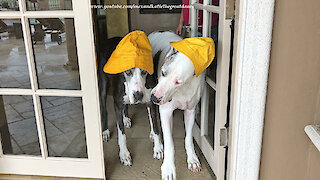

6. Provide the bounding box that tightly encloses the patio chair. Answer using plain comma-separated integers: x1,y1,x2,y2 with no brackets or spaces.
33,18,65,45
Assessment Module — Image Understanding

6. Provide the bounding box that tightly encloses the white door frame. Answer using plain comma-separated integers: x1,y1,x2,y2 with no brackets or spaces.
0,0,105,179
227,0,275,180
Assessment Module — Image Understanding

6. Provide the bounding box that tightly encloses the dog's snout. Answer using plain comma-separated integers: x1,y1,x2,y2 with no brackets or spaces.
133,91,143,101
151,94,160,104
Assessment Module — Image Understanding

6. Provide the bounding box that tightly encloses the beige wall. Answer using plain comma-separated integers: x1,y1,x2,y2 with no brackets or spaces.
260,1,320,180
128,0,180,34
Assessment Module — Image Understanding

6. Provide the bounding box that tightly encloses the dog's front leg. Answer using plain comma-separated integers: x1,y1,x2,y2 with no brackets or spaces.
184,108,201,172
100,76,110,142
123,104,132,128
160,103,176,180
114,100,132,166
147,102,164,160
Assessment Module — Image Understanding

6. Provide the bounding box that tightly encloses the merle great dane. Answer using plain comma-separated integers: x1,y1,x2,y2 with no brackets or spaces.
97,37,163,166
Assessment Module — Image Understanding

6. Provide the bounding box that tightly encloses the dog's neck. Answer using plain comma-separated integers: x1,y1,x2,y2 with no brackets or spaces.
171,73,205,110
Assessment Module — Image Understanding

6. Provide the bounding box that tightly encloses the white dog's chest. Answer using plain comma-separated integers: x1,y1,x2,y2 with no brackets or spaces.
172,88,202,110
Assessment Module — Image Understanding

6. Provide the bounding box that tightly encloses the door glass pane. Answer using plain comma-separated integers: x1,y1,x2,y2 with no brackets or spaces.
210,0,219,6
195,102,201,126
0,19,31,88
26,0,73,11
207,86,216,148
41,96,87,158
0,0,19,11
0,95,41,156
29,18,81,90
196,9,203,37
207,13,219,82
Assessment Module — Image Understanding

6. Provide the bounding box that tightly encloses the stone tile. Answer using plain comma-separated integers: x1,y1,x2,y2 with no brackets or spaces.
47,130,85,157
71,98,82,108
20,110,36,119
48,115,82,134
0,73,16,83
11,100,34,114
8,117,39,146
130,125,151,139
44,119,63,138
49,97,74,106
20,141,41,156
62,130,87,158
40,98,53,109
43,96,60,102
14,75,31,85
0,80,22,88
55,79,81,90
2,95,27,105
10,136,24,155
69,113,84,126
3,105,24,123
43,102,82,121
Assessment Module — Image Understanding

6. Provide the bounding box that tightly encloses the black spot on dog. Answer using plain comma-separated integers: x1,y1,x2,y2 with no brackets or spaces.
171,48,178,56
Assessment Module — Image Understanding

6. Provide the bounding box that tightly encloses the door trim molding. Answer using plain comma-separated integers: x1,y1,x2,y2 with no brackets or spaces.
228,0,275,180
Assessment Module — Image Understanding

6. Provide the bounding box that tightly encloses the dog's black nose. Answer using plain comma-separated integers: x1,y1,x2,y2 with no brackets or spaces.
151,94,160,104
133,91,144,101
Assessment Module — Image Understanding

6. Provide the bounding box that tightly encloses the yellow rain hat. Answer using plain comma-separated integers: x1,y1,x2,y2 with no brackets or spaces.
103,30,154,75
170,37,215,77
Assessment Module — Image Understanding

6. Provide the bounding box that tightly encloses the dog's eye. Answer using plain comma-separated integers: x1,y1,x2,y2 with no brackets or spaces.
125,70,132,76
141,70,147,75
162,70,166,77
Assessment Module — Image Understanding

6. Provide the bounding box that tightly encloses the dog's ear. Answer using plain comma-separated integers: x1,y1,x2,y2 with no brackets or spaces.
146,50,161,89
146,74,156,89
165,46,174,58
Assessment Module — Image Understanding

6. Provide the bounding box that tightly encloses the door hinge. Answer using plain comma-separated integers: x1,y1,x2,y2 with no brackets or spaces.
220,127,229,147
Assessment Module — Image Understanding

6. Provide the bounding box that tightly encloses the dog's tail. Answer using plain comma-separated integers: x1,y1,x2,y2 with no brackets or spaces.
148,31,182,58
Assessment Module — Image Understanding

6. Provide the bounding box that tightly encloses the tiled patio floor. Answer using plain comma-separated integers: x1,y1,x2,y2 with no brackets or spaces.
104,96,215,180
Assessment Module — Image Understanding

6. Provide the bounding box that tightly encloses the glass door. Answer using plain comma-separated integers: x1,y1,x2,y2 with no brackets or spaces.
0,0,105,179
190,0,232,179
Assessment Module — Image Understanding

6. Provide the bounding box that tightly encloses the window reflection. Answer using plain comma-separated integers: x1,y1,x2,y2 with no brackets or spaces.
26,0,72,11
0,0,19,11
29,18,81,90
0,19,31,89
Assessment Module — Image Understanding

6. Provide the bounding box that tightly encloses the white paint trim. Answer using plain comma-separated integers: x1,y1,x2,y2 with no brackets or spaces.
0,0,105,179
227,0,275,180
305,125,320,152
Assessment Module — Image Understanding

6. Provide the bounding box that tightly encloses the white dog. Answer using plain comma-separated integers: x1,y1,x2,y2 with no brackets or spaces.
148,31,211,180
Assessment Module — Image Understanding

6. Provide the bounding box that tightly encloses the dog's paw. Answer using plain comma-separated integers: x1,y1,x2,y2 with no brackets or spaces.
102,129,110,142
161,161,176,180
187,156,201,172
119,149,132,166
153,135,164,160
123,116,132,128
